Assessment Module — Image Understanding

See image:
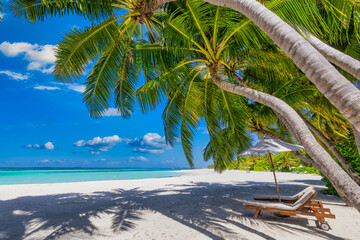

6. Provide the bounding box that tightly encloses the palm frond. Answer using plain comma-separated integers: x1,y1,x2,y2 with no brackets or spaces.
54,17,127,82
83,43,127,117
10,0,114,22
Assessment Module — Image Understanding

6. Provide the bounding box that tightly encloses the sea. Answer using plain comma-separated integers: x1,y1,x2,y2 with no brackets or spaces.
0,168,188,185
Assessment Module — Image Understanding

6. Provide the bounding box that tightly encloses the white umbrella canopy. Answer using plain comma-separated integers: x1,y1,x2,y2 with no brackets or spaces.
239,138,304,155
239,137,304,201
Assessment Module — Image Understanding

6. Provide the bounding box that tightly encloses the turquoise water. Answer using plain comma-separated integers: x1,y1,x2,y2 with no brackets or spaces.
0,168,188,185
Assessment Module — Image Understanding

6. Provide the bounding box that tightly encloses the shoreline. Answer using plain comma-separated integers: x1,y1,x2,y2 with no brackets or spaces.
1,169,359,239
0,168,319,187
0,168,194,186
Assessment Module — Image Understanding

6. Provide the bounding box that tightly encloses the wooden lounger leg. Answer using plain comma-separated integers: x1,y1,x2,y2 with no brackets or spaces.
315,215,325,223
254,209,261,219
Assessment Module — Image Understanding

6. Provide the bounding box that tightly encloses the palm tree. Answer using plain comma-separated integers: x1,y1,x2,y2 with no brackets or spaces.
302,0,360,82
246,76,360,185
11,0,360,152
299,1,360,153
11,0,171,117
10,0,360,210
146,0,360,210
201,0,360,142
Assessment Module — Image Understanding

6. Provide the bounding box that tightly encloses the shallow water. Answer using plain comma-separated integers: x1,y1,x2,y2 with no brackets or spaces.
0,168,187,185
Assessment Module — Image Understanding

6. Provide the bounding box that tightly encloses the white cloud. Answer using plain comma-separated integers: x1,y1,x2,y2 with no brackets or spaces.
133,148,164,154
38,159,68,164
34,85,60,90
44,142,54,150
0,12,5,20
0,41,57,74
67,84,86,93
52,82,86,93
103,108,122,117
125,156,149,163
127,133,173,154
70,25,80,29
0,70,29,80
26,141,54,150
75,133,174,155
74,135,129,153
198,127,209,134
128,156,149,162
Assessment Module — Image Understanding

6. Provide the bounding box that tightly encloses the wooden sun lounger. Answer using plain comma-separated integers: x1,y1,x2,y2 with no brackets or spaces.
244,187,335,230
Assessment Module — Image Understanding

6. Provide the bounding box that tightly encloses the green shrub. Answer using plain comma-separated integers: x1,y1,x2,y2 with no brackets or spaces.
321,134,360,196
253,159,271,171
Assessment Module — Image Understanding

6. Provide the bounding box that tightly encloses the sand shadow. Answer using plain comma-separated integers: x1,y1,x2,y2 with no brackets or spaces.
0,181,345,240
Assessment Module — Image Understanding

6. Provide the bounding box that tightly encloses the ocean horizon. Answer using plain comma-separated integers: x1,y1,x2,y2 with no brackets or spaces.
0,168,191,185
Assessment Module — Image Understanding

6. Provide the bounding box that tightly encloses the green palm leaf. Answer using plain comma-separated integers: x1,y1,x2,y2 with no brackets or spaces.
10,0,114,22
55,17,122,81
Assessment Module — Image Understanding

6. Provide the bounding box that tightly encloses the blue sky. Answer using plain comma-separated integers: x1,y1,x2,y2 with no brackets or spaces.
0,3,213,168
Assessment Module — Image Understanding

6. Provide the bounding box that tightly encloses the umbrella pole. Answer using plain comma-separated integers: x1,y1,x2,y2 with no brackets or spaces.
268,153,281,202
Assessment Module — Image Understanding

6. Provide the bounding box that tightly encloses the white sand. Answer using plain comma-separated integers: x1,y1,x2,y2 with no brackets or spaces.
0,169,359,240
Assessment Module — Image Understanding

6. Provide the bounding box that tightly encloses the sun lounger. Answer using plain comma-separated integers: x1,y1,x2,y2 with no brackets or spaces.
244,187,335,230
253,186,313,203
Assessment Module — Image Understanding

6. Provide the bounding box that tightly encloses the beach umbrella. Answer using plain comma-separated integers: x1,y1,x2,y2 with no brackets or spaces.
239,137,304,201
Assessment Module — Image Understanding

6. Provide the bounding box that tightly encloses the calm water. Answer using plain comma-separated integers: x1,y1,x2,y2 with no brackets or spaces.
0,168,188,185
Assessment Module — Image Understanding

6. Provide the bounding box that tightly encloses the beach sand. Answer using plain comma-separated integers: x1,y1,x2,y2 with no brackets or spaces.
0,169,359,240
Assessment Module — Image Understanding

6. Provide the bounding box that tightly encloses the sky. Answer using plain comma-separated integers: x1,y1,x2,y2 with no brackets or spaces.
0,2,215,168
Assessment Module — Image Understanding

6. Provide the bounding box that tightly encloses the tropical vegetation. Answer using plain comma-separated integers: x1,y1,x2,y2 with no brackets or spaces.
7,0,360,211
207,152,320,175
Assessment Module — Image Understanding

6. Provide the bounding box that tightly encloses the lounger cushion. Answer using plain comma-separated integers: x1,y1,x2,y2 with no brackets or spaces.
245,187,316,211
253,186,313,201
244,201,294,210
253,194,295,201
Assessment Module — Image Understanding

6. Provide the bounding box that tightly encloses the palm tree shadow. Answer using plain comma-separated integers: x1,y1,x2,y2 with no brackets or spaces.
0,181,346,240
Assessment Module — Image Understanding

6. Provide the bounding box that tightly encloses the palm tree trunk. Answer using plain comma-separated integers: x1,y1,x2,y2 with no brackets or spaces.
144,0,176,13
304,119,360,185
306,34,360,80
142,0,360,153
236,71,360,185
203,0,360,136
274,111,354,205
209,67,360,211
304,35,360,153
259,116,354,205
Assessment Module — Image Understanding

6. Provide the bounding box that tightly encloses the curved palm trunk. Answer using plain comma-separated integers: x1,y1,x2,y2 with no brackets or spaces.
305,35,360,153
272,112,354,205
306,34,360,81
236,71,360,189
237,68,360,185
304,120,360,185
209,67,360,211
203,0,360,135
